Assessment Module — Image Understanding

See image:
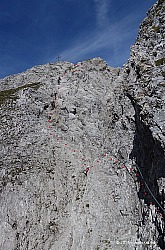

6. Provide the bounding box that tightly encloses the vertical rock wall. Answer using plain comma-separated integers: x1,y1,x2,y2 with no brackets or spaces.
122,0,165,248
0,0,164,249
0,59,140,250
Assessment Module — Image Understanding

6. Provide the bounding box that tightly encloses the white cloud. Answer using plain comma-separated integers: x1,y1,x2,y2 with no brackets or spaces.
59,11,139,64
93,0,111,27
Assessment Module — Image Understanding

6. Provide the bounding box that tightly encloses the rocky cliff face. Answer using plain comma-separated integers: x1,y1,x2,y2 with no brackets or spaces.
0,0,164,249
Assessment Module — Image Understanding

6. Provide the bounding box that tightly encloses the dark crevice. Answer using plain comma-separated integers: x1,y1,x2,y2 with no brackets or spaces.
70,108,77,115
126,93,165,249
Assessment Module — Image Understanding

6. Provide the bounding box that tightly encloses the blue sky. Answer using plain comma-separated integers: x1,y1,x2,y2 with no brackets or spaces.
0,0,156,78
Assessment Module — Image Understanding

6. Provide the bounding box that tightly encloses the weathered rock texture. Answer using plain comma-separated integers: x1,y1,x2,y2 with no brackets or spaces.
0,0,164,249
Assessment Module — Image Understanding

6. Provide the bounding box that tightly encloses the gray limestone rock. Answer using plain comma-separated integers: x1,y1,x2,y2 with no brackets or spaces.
0,0,164,249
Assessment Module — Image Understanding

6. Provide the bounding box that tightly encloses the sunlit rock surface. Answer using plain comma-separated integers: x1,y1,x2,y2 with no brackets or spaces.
0,0,164,249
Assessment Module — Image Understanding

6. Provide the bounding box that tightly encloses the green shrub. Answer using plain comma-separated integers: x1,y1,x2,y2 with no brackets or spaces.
162,71,165,77
152,26,160,32
155,58,165,66
0,82,40,105
159,83,165,87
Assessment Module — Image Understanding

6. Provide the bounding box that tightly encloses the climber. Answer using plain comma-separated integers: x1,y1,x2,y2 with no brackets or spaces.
51,100,56,110
84,167,90,176
54,92,57,100
51,92,57,100
57,77,61,85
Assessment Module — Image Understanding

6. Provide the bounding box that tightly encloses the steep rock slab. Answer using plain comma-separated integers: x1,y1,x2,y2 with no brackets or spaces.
0,58,141,250
0,0,165,249
123,0,165,248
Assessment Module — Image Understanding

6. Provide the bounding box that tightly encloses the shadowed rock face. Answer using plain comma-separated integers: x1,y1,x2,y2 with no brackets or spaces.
0,1,164,249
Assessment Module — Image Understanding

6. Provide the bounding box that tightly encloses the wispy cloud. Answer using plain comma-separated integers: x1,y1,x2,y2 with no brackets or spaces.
93,0,111,27
58,10,140,66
